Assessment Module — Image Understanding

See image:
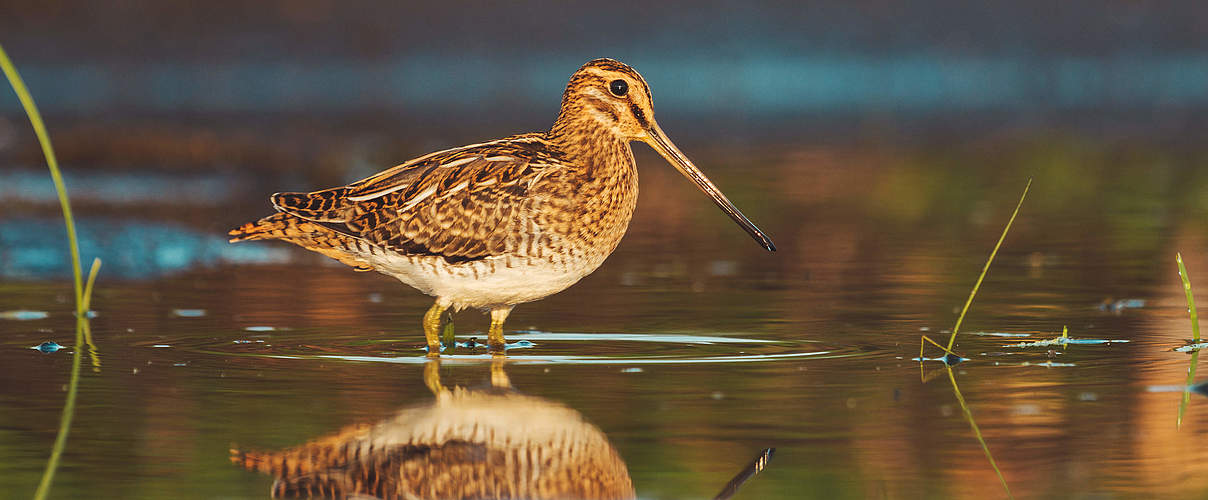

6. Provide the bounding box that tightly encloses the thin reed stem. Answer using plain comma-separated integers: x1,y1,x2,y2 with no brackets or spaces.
946,179,1031,351
1,43,100,500
0,45,84,309
1177,253,1200,342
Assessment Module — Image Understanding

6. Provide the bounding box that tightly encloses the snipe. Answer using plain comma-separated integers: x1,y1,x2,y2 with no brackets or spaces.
230,58,775,355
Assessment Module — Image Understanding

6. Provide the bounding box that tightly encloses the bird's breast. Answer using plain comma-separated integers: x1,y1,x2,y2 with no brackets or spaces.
529,157,639,264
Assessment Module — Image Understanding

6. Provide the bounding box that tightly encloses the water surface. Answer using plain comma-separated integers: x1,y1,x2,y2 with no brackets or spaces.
3,137,1208,499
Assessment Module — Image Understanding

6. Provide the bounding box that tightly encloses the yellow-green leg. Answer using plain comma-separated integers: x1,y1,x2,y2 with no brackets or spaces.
422,300,448,356
423,358,446,395
490,356,511,388
488,306,513,353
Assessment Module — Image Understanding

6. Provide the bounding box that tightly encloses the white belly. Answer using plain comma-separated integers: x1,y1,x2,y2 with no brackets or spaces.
371,252,605,311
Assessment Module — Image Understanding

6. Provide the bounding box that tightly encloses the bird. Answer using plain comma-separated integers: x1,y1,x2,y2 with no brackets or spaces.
229,58,776,355
231,358,635,499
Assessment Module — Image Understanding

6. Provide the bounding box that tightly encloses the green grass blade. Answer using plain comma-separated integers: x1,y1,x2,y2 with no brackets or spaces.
1179,350,1199,430
946,179,1031,351
1,43,98,500
1176,253,1200,342
81,258,101,313
947,366,1013,499
921,335,961,359
82,258,103,371
0,44,84,309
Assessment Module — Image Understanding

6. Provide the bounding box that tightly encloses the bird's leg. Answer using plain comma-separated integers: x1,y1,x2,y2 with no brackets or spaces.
487,306,513,353
489,356,512,388
423,358,447,396
422,300,448,356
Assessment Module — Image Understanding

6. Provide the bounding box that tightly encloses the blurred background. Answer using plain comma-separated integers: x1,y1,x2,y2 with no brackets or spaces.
4,1,1208,142
4,2,1208,499
2,0,1207,280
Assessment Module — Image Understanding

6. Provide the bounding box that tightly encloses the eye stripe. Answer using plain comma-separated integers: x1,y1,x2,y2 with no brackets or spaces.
629,103,648,127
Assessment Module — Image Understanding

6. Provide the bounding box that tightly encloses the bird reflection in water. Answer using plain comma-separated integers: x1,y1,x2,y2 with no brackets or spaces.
232,359,774,499
232,358,634,499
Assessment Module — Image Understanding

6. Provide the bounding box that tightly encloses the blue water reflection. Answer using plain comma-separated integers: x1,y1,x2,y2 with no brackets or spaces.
0,217,289,279
0,169,242,206
6,54,1208,116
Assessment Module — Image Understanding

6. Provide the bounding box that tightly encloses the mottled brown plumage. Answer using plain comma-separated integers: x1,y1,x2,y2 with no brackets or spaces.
266,134,573,265
230,58,775,354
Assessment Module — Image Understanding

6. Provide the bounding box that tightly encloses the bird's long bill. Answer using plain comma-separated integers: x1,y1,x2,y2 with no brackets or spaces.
644,123,777,251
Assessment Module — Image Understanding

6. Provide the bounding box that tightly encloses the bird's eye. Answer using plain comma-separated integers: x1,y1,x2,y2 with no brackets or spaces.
609,79,628,97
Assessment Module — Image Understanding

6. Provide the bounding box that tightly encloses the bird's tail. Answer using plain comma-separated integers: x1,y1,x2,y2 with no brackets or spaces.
229,430,360,477
228,213,375,271
230,423,374,497
228,212,296,243
231,446,348,499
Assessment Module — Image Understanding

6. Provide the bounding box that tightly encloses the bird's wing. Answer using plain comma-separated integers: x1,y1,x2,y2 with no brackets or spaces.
271,134,565,263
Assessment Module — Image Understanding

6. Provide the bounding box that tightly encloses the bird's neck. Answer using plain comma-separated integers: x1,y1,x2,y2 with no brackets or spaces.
547,111,635,177
544,108,641,261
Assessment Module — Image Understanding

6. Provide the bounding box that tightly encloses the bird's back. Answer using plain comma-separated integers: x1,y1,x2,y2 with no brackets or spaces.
233,132,638,268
